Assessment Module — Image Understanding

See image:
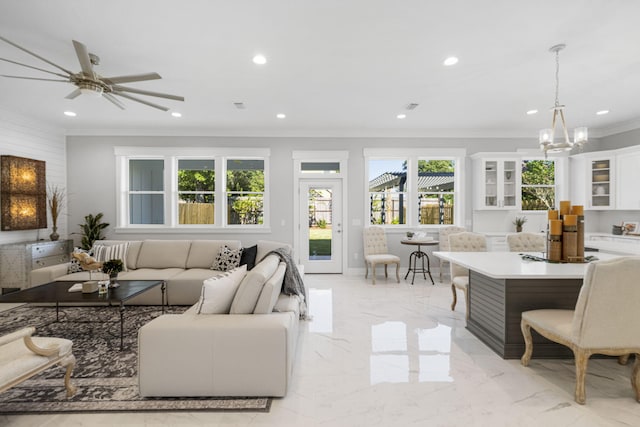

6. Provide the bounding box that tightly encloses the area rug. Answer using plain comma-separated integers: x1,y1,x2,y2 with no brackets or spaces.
0,305,271,414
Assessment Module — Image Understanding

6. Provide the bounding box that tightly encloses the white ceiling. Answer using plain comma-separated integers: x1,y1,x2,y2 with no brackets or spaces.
1,0,640,138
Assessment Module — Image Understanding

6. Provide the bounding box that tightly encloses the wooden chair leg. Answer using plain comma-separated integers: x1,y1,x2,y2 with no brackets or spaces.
632,353,640,403
395,262,400,283
365,261,369,279
520,320,533,367
371,262,376,285
619,354,630,365
574,349,590,405
450,284,457,310
61,354,77,397
463,286,469,320
384,264,388,278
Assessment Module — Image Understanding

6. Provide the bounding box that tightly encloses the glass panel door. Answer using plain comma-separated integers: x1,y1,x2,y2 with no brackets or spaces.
300,180,342,273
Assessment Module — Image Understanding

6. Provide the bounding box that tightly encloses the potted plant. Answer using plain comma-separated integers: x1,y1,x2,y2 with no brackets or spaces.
513,216,527,232
102,258,123,287
47,184,65,241
406,231,414,240
78,213,109,250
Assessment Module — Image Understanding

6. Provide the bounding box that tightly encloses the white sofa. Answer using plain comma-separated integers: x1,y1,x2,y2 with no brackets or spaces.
30,239,304,397
31,239,287,305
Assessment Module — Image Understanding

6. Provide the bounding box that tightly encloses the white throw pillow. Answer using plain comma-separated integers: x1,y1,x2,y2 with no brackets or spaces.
211,245,243,271
196,265,247,314
230,255,279,314
92,242,130,271
254,262,286,314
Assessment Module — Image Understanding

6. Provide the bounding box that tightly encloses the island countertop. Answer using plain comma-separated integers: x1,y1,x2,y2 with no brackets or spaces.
433,251,622,280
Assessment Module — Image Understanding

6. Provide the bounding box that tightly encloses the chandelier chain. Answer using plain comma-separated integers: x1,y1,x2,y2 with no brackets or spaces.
554,48,560,108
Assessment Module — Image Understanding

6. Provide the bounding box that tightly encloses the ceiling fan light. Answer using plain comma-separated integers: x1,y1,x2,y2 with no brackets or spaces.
78,81,103,97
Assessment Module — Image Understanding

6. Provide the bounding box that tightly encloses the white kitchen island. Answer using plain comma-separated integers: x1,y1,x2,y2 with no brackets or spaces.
434,251,621,359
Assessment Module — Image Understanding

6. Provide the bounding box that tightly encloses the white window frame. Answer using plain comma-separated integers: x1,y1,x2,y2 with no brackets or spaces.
363,148,466,229
114,147,270,233
518,153,568,213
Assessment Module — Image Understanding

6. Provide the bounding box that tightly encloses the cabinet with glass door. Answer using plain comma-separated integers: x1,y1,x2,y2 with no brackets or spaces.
473,156,520,210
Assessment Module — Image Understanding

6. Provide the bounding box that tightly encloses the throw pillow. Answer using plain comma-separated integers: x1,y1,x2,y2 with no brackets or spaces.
211,245,243,271
67,248,88,273
239,245,257,271
254,262,286,314
196,265,247,314
92,242,130,271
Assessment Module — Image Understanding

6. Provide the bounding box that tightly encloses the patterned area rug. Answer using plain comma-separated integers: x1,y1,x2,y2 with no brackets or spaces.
0,305,271,414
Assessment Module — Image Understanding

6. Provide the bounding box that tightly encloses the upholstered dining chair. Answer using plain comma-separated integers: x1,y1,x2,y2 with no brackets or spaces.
507,232,546,252
438,226,466,282
363,226,400,285
448,232,487,317
521,256,640,404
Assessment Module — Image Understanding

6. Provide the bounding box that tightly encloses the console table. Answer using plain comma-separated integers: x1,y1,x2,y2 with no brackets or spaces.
433,251,621,359
0,240,72,292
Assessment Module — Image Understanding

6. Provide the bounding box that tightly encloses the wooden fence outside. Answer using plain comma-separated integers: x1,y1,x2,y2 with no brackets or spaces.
179,203,214,224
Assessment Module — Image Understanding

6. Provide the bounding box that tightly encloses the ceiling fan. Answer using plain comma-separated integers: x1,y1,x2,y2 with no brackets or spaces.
0,35,184,111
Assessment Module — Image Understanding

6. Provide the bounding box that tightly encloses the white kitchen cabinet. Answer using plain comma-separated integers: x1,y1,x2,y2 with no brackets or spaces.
616,148,640,210
569,152,615,210
472,156,520,210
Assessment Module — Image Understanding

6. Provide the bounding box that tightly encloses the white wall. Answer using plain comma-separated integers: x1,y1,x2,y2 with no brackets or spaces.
0,109,66,245
66,134,544,268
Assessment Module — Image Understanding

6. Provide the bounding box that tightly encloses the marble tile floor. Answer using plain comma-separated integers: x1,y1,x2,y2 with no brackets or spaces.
1,273,639,426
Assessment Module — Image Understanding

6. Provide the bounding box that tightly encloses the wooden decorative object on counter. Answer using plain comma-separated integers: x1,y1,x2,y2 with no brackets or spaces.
548,219,563,262
562,215,579,262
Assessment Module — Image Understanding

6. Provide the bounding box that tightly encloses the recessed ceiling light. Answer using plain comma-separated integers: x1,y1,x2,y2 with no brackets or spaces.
443,56,459,66
63,111,76,117
253,54,267,65
596,110,609,115
526,109,538,115
276,113,286,119
397,114,407,119
171,112,182,118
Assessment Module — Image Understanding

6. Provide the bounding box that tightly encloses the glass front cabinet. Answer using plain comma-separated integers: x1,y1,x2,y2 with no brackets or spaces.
570,153,615,210
473,156,520,210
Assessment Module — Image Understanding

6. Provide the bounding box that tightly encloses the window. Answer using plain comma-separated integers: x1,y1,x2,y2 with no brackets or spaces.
417,160,455,225
364,149,465,227
115,147,269,229
129,159,164,224
521,159,555,211
178,159,215,225
226,159,264,225
368,159,407,225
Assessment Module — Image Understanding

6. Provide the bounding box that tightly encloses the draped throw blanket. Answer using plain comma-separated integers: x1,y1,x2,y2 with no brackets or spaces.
266,248,309,319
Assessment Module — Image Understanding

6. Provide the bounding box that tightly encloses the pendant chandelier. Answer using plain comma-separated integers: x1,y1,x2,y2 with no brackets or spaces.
539,44,587,155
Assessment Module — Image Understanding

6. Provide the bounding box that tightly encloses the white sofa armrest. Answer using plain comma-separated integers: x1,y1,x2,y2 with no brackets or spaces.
138,312,297,397
30,263,71,287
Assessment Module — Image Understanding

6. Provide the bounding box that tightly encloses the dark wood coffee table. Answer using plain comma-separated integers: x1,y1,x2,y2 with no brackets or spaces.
0,280,166,350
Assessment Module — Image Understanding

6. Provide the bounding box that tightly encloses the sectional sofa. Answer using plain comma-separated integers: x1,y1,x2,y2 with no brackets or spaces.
30,239,304,397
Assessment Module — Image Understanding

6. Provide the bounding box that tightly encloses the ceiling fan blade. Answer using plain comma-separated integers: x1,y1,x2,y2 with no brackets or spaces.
72,40,94,77
112,92,169,111
1,74,68,82
103,93,126,110
65,89,82,99
102,72,161,85
0,57,69,78
112,85,184,101
0,35,74,75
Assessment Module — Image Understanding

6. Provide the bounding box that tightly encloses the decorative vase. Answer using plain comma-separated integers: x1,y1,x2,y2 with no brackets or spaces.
109,273,119,288
49,226,59,241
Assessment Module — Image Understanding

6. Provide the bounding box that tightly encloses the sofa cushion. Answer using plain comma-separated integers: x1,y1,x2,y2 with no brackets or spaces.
94,240,142,270
240,245,258,271
254,262,286,314
230,255,280,314
211,245,243,272
186,240,241,269
93,242,130,271
137,240,192,269
256,240,292,264
196,265,247,314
